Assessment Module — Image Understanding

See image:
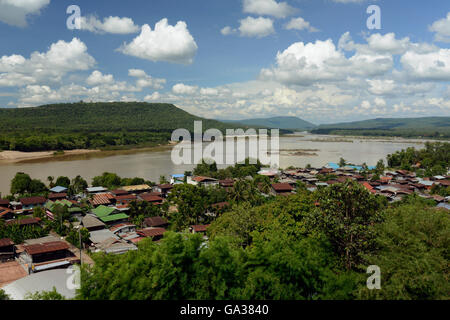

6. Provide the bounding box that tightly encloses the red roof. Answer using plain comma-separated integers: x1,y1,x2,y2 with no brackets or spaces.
20,196,46,206
0,199,10,206
192,176,217,183
271,183,294,192
90,193,113,206
24,241,69,255
6,217,41,226
360,182,376,194
111,189,129,196
191,224,210,233
115,194,137,201
157,184,173,190
144,216,168,227
219,179,234,187
0,238,14,247
137,228,167,238
48,193,67,199
140,194,164,203
0,208,12,218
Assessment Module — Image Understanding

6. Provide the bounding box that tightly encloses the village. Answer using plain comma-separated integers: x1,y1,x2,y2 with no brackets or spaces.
0,160,449,299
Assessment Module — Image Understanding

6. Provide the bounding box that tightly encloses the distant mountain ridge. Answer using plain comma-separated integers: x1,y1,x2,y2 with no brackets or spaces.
221,116,316,130
311,117,450,138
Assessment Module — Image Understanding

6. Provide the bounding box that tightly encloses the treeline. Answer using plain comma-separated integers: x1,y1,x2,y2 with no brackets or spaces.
0,102,237,152
387,141,450,176
311,128,450,139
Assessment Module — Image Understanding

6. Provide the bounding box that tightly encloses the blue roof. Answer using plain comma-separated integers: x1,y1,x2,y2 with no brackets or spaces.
49,186,68,193
326,162,340,170
172,174,185,178
437,203,450,210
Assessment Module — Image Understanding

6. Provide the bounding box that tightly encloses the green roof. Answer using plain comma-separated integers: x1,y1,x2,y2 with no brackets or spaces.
92,205,117,218
45,199,77,211
99,213,129,223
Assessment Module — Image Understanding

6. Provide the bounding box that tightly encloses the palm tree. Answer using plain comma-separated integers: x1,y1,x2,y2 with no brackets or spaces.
47,176,54,188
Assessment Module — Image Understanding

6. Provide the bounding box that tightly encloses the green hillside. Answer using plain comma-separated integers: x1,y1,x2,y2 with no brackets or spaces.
0,102,237,152
311,117,450,138
222,116,316,130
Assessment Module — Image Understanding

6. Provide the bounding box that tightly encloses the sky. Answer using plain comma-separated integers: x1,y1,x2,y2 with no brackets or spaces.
0,0,449,124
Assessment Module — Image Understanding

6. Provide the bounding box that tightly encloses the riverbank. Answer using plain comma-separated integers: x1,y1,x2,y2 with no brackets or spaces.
0,149,101,163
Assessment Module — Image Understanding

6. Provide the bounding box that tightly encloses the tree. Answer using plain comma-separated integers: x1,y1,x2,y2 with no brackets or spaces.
55,176,71,189
339,157,347,167
25,287,66,300
0,289,10,300
357,203,450,300
308,180,385,270
47,176,55,188
10,172,32,195
70,175,88,195
66,227,90,249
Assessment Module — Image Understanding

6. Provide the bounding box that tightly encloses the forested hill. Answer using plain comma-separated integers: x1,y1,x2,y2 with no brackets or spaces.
0,102,228,133
311,117,450,138
222,116,316,130
0,102,237,152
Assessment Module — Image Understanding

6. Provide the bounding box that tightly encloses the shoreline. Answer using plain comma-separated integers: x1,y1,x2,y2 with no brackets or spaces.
0,149,102,163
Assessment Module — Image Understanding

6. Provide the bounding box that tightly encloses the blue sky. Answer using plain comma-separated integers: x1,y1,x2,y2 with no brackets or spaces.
0,0,449,124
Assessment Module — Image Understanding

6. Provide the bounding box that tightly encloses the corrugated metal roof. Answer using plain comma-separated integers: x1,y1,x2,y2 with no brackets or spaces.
24,241,69,255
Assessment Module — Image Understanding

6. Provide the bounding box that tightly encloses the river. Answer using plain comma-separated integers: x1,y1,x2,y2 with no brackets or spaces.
0,134,432,196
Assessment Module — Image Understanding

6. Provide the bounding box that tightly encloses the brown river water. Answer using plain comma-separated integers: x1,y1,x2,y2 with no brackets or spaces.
0,134,432,196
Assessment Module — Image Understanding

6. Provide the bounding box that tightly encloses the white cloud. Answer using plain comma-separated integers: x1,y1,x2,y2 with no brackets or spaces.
144,92,161,101
221,26,237,36
0,38,95,87
118,18,198,65
128,69,166,89
80,15,139,34
243,0,295,19
429,12,450,43
86,70,114,86
239,16,275,38
285,17,318,32
172,83,198,95
401,48,450,81
366,79,396,95
0,0,49,27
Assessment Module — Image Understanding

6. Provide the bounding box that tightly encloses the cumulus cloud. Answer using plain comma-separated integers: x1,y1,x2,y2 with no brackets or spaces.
221,26,237,36
80,15,140,34
243,0,295,19
401,48,450,81
0,38,95,87
239,16,275,38
172,83,198,95
285,17,318,32
0,0,50,27
118,18,198,65
128,69,166,89
429,12,450,43
86,70,114,86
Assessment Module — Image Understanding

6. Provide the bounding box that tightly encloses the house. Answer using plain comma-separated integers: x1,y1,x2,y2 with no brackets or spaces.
188,176,219,187
0,198,10,208
189,224,210,235
90,193,114,207
139,193,164,204
9,201,22,212
110,189,129,197
110,223,137,237
81,214,106,231
19,196,46,212
45,199,83,220
20,240,78,273
89,230,137,254
271,183,294,196
49,186,68,193
137,228,167,241
152,184,173,197
47,193,67,201
144,216,169,228
170,174,185,185
115,194,137,206
6,217,41,228
91,205,129,226
219,179,234,188
360,182,376,194
0,207,13,220
86,186,108,194
0,238,15,262
120,184,152,194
